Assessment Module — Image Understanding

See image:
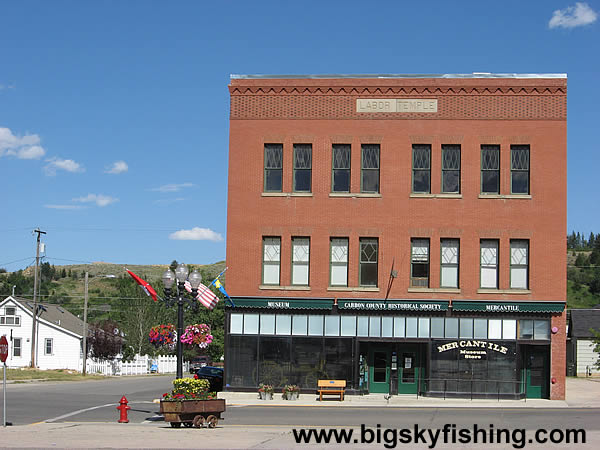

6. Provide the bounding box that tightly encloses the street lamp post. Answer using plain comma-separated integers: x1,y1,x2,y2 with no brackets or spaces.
161,263,202,379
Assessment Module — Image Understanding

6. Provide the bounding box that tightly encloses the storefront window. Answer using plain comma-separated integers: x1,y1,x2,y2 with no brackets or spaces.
308,315,324,336
324,338,354,386
488,319,502,339
459,318,473,338
358,316,369,336
230,314,243,334
260,314,275,335
534,320,550,340
341,316,356,336
291,337,323,388
243,314,259,334
369,316,381,337
292,315,308,335
518,320,533,339
431,318,444,338
406,317,418,338
474,319,487,338
325,316,340,336
445,318,458,338
276,315,291,335
393,317,405,337
382,317,393,337
227,335,258,387
259,337,291,387
418,318,430,337
502,320,516,339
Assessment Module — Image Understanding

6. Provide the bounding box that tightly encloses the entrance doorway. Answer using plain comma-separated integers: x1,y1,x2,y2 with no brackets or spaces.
366,343,422,394
368,345,391,393
398,344,420,394
523,345,549,399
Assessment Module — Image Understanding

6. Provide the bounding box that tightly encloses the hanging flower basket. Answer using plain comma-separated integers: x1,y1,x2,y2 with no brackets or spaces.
180,324,213,349
148,324,177,350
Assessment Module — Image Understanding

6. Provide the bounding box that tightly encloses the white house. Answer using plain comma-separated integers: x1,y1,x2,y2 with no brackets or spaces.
567,307,600,377
0,296,83,370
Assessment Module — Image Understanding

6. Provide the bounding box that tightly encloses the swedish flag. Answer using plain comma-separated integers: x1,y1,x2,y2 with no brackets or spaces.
211,269,235,307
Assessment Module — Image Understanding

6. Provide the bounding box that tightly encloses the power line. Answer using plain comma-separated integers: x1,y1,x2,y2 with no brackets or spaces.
0,257,35,267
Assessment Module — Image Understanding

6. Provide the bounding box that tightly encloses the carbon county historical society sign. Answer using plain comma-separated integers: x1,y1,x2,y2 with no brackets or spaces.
339,300,447,311
436,340,509,360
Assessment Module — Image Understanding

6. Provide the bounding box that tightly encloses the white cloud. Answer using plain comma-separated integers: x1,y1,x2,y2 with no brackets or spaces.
549,2,598,28
155,197,185,205
73,194,119,207
169,227,223,242
44,204,86,210
151,183,195,193
44,157,85,176
105,160,128,174
0,127,45,159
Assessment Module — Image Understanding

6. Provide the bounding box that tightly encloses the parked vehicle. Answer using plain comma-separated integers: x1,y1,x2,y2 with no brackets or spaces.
194,366,224,392
189,355,213,373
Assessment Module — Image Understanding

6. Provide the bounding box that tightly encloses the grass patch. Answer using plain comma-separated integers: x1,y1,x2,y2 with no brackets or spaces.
1,368,107,382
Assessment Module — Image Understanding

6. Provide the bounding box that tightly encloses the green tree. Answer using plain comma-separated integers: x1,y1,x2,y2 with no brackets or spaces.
590,237,600,266
592,329,600,370
170,260,178,271
575,253,588,268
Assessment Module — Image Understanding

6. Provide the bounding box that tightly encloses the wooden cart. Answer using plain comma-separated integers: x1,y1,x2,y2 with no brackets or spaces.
160,399,226,428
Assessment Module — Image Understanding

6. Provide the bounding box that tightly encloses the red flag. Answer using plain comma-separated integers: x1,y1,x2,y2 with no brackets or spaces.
184,280,219,310
126,269,158,302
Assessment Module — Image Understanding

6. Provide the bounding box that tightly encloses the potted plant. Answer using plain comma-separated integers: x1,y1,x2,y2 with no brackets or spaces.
148,324,177,350
282,384,300,400
180,323,213,349
258,383,274,400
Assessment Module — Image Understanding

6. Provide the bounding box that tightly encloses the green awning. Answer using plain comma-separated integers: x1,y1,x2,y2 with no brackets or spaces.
452,301,565,313
338,299,448,312
230,298,334,310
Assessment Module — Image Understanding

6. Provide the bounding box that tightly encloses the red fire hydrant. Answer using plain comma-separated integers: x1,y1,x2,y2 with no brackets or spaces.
116,396,131,423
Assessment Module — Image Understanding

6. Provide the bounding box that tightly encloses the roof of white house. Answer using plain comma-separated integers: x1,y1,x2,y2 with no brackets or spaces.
2,296,84,337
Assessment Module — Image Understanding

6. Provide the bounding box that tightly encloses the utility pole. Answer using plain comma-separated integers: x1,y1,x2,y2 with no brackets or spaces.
82,272,89,376
30,228,46,368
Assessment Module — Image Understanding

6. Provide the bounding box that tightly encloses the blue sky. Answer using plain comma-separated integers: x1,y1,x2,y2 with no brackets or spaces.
1,1,598,272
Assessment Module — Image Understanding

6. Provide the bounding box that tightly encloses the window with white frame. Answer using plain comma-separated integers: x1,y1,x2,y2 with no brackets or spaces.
332,144,351,192
440,239,459,288
293,144,312,192
262,237,281,285
0,306,20,326
13,337,21,357
330,238,348,287
480,240,499,288
291,237,310,286
411,238,430,287
510,240,529,289
264,144,283,192
359,238,378,286
45,338,53,355
361,144,380,193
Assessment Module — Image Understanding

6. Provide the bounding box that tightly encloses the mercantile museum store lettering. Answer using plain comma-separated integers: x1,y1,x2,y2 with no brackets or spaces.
224,73,567,400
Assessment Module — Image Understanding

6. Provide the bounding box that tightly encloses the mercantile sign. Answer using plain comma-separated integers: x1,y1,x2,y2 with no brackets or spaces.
436,340,509,360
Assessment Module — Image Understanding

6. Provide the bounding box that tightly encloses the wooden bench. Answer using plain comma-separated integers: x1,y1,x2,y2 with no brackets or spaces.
317,379,346,401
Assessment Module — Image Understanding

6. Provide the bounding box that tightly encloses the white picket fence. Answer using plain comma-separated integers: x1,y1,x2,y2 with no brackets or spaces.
81,354,187,376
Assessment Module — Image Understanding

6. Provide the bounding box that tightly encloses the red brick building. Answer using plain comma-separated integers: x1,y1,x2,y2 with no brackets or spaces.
225,74,567,399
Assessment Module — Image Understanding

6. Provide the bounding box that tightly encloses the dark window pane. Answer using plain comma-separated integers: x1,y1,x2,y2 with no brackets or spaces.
482,171,499,193
333,145,350,169
294,170,311,192
413,170,430,193
290,337,324,388
333,169,350,192
442,170,460,193
226,335,258,388
324,338,354,386
411,263,428,278
362,145,379,169
362,171,379,193
265,169,282,192
512,172,529,194
360,264,378,286
259,337,292,388
481,146,500,170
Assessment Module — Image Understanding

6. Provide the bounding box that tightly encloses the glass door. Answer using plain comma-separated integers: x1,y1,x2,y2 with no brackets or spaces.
398,344,420,394
368,345,390,393
524,346,549,399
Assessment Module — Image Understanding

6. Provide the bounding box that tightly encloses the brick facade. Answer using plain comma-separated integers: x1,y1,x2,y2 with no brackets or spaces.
226,74,567,399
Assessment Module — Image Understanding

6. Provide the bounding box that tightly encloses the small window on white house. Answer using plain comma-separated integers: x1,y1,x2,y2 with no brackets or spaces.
13,338,22,357
480,240,499,288
510,240,529,289
440,239,459,288
45,338,53,355
262,237,281,285
291,237,310,286
330,238,349,287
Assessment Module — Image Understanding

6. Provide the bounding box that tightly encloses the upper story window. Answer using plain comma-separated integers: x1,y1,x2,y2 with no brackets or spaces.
481,145,500,194
441,145,461,194
480,239,499,288
291,237,310,286
410,238,430,287
510,239,529,289
361,144,380,193
412,145,431,193
293,144,312,192
330,238,349,287
264,144,283,192
511,145,530,194
440,239,459,288
332,144,351,192
359,238,378,287
262,237,281,285
0,306,20,326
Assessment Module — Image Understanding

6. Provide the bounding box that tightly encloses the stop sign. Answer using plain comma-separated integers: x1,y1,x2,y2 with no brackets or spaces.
0,336,8,363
